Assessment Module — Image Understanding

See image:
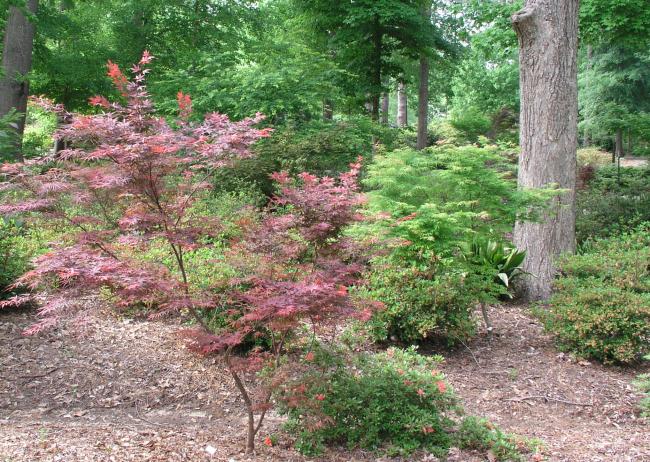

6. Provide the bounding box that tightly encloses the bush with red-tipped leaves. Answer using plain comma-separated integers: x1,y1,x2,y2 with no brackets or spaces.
0,53,374,454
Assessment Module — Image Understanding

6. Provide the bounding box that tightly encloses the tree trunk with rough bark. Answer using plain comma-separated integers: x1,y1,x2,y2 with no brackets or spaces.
416,3,431,150
0,0,38,160
381,92,389,125
511,0,579,301
397,80,407,127
583,45,592,146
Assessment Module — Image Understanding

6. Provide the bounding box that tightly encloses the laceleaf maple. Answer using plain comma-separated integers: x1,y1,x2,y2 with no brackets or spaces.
183,158,375,453
0,53,374,454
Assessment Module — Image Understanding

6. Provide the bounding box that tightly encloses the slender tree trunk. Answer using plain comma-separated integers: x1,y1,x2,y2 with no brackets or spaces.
615,127,624,159
583,45,592,146
380,92,389,125
416,3,431,150
511,0,579,301
323,99,333,121
397,80,408,127
0,0,38,161
370,16,382,121
627,128,632,156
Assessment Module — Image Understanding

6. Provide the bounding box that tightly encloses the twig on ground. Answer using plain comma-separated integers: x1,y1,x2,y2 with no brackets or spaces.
505,394,593,407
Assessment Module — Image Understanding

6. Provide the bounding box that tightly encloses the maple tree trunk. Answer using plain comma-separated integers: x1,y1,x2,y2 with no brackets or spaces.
381,92,389,125
511,0,579,301
416,3,431,150
0,0,38,161
397,80,407,127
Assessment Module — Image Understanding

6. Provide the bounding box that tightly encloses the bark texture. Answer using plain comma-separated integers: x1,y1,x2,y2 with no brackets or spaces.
397,80,407,127
380,92,389,125
416,3,431,150
0,0,38,160
512,0,579,301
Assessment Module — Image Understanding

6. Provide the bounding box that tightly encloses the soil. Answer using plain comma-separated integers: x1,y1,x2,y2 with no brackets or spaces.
0,302,648,462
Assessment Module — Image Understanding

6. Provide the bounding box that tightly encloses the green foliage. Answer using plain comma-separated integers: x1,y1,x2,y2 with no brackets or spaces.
279,346,458,456
213,118,395,196
448,107,492,143
22,103,57,158
634,355,650,416
455,416,542,462
0,218,53,299
576,165,650,243
463,239,526,294
540,226,650,364
355,144,550,343
0,110,21,162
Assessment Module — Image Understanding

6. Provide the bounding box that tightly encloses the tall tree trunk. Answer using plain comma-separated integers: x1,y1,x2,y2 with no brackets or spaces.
416,3,431,150
380,92,389,125
397,80,407,127
323,99,333,121
0,0,39,161
583,45,592,146
615,127,624,159
370,16,382,121
511,0,579,301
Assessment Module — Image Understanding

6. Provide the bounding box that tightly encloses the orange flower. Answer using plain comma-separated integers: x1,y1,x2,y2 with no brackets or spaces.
315,394,325,401
436,381,447,393
417,388,426,397
421,426,435,434
264,436,273,447
305,351,315,361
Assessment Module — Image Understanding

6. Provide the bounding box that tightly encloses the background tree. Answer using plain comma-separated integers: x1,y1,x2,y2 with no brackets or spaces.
511,0,579,301
0,0,38,159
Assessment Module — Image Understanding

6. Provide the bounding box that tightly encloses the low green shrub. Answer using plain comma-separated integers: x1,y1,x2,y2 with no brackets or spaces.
540,226,650,364
0,218,54,299
23,104,57,158
576,165,650,243
456,416,542,462
279,347,459,457
278,346,540,460
634,355,650,416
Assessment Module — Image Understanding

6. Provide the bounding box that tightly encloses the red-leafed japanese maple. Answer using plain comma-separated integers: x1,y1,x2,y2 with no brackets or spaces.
0,53,374,454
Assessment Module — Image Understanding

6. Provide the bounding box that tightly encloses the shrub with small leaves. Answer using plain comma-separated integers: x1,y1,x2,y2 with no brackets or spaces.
540,225,650,364
455,416,543,462
278,346,459,457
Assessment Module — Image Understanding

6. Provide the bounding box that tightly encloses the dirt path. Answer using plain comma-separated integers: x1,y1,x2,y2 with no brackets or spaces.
440,304,649,462
1,304,648,461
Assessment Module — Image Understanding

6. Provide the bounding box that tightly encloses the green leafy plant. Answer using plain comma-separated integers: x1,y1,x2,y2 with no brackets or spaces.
455,416,543,462
354,144,551,343
634,354,650,416
464,239,526,293
278,346,459,457
539,225,650,364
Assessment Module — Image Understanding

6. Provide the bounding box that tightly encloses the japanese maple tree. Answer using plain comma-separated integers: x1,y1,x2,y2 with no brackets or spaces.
0,53,375,454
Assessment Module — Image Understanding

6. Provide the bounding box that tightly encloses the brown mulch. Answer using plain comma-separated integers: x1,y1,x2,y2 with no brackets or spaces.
0,303,648,462
439,304,650,462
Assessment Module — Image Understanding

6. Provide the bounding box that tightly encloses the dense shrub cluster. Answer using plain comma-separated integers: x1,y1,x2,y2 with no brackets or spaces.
540,225,650,364
212,118,397,197
634,355,650,416
576,165,650,243
355,144,548,343
278,346,541,460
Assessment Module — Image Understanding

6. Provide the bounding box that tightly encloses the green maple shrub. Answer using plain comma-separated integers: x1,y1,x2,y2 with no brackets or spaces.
354,144,550,343
539,225,650,364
